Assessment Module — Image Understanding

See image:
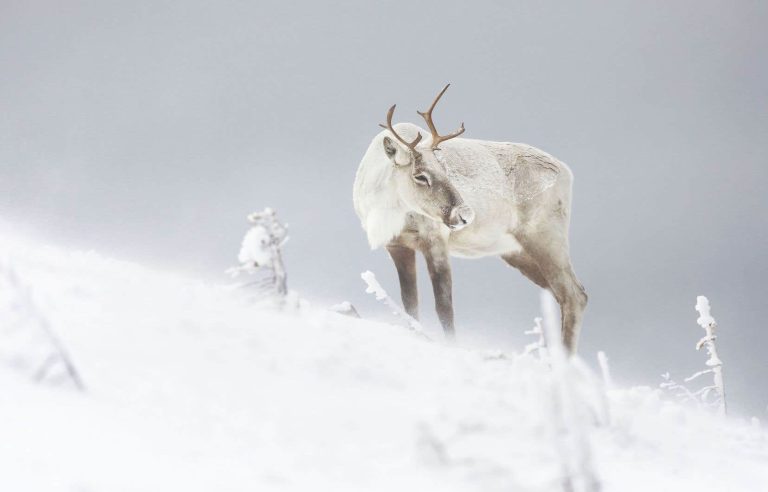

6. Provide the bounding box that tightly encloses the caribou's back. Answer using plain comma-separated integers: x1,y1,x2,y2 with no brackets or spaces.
423,137,573,257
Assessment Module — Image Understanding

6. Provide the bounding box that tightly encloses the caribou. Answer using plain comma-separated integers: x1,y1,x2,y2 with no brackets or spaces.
353,85,587,353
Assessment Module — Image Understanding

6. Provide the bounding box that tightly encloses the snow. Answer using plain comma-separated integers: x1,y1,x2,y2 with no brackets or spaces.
236,225,273,268
1,230,767,491
695,296,716,329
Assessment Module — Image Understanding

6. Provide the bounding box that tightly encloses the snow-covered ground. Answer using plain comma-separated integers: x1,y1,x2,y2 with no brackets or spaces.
1,229,767,492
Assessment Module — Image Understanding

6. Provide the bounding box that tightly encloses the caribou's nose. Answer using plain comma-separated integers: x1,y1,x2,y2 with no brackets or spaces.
447,205,475,230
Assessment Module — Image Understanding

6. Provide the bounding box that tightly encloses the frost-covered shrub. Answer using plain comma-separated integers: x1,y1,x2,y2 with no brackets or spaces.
228,208,288,298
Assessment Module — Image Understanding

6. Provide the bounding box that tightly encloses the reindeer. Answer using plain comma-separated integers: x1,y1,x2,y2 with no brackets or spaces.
353,85,587,353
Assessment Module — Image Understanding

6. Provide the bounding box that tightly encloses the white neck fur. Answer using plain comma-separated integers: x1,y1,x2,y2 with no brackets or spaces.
353,127,423,249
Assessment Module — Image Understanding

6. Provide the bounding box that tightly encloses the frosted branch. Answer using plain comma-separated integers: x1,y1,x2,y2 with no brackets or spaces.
361,271,425,335
660,373,699,405
539,290,601,492
684,369,713,383
597,351,613,390
523,317,548,359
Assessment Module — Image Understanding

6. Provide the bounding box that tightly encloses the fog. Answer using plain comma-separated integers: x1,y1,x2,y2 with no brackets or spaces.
1,0,766,414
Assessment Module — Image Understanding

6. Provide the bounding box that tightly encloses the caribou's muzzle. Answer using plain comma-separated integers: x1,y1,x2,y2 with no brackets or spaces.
447,204,475,231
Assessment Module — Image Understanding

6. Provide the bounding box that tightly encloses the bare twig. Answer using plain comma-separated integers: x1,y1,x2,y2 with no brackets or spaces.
2,265,85,391
660,372,699,406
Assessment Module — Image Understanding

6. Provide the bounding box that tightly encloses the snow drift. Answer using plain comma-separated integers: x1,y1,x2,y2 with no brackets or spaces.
0,229,766,491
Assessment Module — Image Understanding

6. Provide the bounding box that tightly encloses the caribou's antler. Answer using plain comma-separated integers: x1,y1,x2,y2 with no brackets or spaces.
417,84,465,150
379,105,423,151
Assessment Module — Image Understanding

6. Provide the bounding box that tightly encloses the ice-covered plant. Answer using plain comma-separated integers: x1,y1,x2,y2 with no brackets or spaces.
0,263,84,390
660,372,700,406
228,208,288,297
539,290,601,492
523,316,548,360
659,296,727,414
687,295,726,415
329,301,360,318
361,270,425,335
597,351,612,391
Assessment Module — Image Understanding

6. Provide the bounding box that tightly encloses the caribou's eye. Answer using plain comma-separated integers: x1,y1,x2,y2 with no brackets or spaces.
413,174,430,186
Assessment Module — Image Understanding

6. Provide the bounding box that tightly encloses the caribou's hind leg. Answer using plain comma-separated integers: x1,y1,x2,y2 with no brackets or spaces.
386,244,419,320
517,233,588,353
501,252,549,289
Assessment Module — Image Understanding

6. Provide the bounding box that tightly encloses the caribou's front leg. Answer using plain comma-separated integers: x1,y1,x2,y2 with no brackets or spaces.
422,244,455,340
386,244,419,320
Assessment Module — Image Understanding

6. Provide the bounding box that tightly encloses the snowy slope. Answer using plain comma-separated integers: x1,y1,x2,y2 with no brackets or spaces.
1,230,767,492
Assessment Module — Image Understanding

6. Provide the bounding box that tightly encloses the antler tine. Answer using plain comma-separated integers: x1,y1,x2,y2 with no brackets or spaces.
416,84,465,150
417,83,451,121
380,104,422,151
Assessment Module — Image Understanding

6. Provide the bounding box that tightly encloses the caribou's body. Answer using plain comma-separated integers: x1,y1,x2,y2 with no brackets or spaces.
353,86,587,352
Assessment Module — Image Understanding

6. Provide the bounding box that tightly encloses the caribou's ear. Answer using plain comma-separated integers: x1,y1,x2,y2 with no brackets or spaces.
383,136,410,166
383,136,398,159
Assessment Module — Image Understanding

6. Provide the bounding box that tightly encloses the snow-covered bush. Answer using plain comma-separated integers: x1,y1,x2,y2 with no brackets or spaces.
228,208,288,298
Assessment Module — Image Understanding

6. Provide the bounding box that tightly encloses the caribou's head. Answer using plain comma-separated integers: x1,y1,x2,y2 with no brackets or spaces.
380,84,475,231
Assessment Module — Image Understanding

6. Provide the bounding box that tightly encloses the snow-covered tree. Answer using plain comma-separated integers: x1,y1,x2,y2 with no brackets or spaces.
687,295,726,415
659,295,727,415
